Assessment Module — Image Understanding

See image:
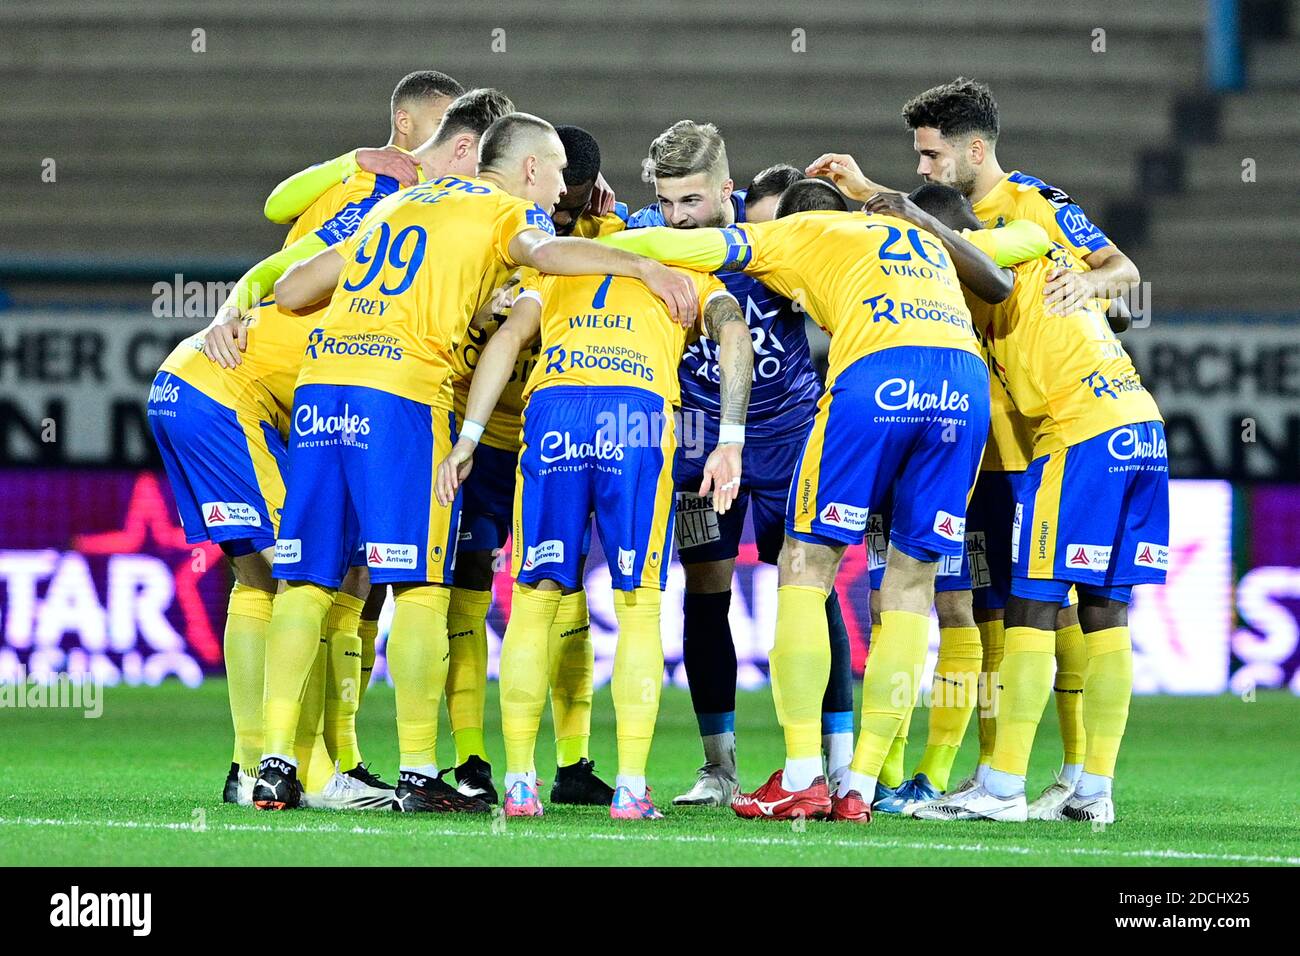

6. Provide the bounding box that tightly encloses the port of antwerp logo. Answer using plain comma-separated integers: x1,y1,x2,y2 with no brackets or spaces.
1067,544,1112,570
932,511,966,542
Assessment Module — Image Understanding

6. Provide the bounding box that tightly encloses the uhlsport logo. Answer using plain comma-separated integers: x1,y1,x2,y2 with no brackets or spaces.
933,510,966,541
1134,541,1170,570
1066,544,1112,570
201,501,261,528
523,539,564,571
1108,426,1167,461
366,543,418,569
874,378,971,413
819,502,868,531
294,403,372,439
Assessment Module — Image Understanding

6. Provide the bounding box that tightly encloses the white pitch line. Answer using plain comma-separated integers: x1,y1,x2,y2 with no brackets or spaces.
1,815,1296,866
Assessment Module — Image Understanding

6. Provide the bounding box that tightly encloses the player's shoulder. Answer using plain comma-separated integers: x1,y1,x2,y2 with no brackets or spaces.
626,203,666,229
1005,170,1080,212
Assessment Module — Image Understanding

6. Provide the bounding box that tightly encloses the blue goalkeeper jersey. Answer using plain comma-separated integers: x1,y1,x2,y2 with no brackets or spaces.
626,191,821,446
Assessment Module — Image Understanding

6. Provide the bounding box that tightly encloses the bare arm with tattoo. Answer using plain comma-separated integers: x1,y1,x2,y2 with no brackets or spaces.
697,292,753,514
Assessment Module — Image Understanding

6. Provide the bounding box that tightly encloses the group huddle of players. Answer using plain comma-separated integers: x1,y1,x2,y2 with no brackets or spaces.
148,69,1168,824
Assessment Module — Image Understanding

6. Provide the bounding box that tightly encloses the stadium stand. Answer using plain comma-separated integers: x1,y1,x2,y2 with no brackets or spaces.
0,0,1292,312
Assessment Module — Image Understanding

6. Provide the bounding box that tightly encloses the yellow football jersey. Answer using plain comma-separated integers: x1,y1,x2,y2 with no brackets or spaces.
298,175,553,408
284,151,423,249
967,257,1161,457
450,278,539,453
973,171,1112,263
732,211,978,385
978,333,1037,472
159,303,323,432
570,209,628,239
520,268,729,407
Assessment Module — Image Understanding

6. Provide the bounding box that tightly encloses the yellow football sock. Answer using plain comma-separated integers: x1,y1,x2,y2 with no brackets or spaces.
771,585,832,760
323,592,365,771
1082,627,1133,778
976,619,1006,764
500,586,561,774
446,587,492,765
550,590,594,766
294,638,333,793
849,610,929,778
262,583,333,759
916,625,982,790
880,703,913,789
357,617,378,707
224,583,272,769
1055,622,1087,766
990,626,1055,777
611,588,663,778
385,585,452,768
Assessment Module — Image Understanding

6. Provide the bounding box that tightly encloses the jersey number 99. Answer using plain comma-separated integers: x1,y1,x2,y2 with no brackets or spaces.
343,222,428,296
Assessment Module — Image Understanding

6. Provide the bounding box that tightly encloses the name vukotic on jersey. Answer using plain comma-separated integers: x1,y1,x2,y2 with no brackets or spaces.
305,328,404,360
544,344,655,381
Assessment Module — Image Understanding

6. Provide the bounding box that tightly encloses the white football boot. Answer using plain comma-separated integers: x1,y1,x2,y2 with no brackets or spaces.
1027,775,1077,820
301,769,393,811
1060,791,1115,824
910,784,1028,822
673,763,739,806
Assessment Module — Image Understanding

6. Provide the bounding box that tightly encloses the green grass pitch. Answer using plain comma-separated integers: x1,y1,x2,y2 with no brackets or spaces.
1,681,1296,866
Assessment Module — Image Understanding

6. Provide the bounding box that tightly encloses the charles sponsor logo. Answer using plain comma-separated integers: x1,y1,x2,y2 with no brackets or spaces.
366,543,418,569
819,501,868,531
1134,541,1170,570
305,328,404,361
1066,543,1112,570
147,373,181,405
539,430,625,465
874,378,971,413
201,501,261,528
523,539,564,571
274,538,301,563
1107,426,1167,462
294,403,372,439
617,548,637,576
933,510,966,541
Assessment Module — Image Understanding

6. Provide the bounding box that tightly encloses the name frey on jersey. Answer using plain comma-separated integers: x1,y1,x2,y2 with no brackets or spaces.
50,886,151,936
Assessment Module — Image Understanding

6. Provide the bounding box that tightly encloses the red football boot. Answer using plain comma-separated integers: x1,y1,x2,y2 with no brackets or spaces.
732,769,832,820
829,789,873,823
